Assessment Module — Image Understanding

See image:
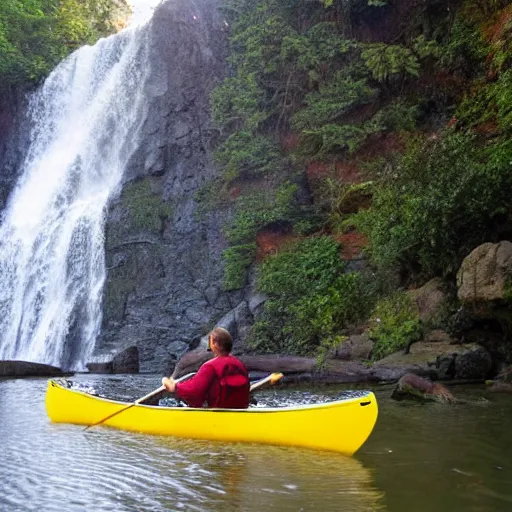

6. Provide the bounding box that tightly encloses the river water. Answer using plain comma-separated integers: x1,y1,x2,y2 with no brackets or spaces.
0,375,511,511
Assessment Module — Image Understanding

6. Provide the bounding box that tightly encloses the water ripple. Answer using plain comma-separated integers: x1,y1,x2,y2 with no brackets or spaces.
0,376,385,512
4,375,512,512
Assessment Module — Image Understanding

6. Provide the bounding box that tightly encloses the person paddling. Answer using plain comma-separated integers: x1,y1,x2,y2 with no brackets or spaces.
162,327,250,409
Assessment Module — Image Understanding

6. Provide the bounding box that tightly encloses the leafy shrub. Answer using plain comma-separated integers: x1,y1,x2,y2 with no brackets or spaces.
317,179,373,233
223,243,257,290
221,183,300,289
292,22,355,74
224,183,298,244
369,292,421,360
300,117,383,157
374,100,419,132
354,132,512,278
493,70,512,131
412,35,441,60
291,67,377,131
440,14,489,74
249,236,374,355
361,44,420,82
214,132,283,183
211,73,267,131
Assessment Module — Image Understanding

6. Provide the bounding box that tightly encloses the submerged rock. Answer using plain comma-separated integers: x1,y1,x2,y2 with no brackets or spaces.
0,360,65,378
486,365,512,392
487,381,512,393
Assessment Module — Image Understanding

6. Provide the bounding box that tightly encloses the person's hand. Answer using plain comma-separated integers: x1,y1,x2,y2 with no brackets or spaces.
161,377,176,393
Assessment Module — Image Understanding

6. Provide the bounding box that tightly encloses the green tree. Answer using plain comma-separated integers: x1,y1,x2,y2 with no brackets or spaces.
0,0,120,90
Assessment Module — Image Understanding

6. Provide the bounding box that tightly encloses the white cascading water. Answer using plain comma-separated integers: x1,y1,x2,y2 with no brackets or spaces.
0,1,160,369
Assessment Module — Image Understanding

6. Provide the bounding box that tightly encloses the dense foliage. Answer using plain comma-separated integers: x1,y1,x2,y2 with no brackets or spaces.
222,183,301,290
0,0,122,90
354,1,512,279
369,292,421,361
207,0,512,356
355,133,512,278
249,237,373,355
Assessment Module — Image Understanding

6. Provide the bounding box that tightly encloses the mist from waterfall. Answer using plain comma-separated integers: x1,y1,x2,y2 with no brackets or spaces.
0,5,156,369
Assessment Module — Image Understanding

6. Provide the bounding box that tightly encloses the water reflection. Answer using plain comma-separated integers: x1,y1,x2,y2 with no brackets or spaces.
139,439,384,511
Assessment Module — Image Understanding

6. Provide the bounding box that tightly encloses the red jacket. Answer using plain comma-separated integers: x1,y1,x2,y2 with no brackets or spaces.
175,355,250,409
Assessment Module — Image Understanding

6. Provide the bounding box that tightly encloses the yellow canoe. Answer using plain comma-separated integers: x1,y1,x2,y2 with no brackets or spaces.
45,380,378,455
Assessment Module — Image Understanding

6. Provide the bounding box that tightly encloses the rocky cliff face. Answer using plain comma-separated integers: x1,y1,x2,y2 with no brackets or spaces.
0,91,30,210
95,0,249,372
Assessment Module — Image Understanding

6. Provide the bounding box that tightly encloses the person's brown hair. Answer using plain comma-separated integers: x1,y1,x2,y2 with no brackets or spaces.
210,327,233,354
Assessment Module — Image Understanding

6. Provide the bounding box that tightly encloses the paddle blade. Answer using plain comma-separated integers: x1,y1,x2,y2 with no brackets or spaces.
270,373,284,385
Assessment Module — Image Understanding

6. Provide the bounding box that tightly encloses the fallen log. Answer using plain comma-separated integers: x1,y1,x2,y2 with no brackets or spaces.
171,350,436,384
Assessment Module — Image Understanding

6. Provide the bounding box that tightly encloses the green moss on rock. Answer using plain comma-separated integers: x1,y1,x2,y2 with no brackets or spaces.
103,274,136,322
120,178,173,232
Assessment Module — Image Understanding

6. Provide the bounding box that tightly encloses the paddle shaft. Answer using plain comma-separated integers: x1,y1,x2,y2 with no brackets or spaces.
83,372,196,431
84,371,282,431
250,372,283,392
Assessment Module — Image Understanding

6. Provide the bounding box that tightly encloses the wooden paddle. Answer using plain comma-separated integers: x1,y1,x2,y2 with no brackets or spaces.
84,371,284,431
250,372,283,392
83,372,196,431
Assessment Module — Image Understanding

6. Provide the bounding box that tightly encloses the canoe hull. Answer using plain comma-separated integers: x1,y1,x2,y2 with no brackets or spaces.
45,381,378,455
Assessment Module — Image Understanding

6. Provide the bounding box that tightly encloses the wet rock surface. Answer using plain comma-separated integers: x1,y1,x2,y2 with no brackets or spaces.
87,346,140,374
0,91,30,210
95,0,247,372
408,277,449,323
375,341,492,381
329,334,373,361
391,373,456,403
0,360,66,378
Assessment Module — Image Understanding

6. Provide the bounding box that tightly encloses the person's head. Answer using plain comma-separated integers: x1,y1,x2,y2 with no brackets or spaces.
208,327,233,356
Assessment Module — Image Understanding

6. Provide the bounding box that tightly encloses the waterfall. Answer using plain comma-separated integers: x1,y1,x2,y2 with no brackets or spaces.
0,4,157,369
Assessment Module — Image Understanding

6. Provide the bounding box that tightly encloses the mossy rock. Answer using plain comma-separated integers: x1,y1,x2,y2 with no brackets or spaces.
119,178,173,233
376,341,492,381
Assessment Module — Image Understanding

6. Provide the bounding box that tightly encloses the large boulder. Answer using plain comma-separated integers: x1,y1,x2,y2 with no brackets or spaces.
112,346,139,373
0,360,66,378
457,241,512,304
330,334,373,361
375,341,492,381
87,345,139,374
408,277,449,323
